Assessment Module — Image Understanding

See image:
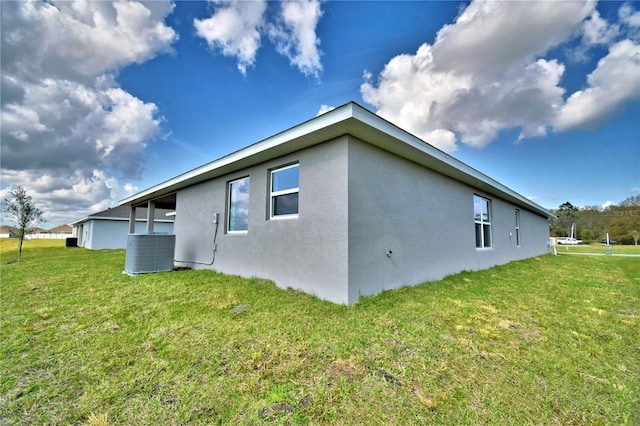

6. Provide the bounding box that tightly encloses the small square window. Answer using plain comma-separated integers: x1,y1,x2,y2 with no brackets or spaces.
270,164,299,218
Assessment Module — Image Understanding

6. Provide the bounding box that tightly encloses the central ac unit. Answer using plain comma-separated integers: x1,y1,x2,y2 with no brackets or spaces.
124,233,176,275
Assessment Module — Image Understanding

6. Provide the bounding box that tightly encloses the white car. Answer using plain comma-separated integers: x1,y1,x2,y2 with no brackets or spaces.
557,237,582,245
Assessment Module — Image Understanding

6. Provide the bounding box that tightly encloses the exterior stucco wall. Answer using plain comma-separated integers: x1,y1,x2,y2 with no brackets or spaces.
174,137,350,304
346,137,549,303
80,222,92,248
82,220,173,250
174,135,549,305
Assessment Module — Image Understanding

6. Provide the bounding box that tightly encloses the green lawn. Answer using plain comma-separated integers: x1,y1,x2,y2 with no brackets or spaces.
1,239,639,425
553,243,640,255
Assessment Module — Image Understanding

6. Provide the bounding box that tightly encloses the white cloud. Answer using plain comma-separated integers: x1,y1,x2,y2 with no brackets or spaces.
424,129,458,153
431,1,592,80
194,0,267,75
98,88,162,170
555,39,640,131
619,3,640,29
2,79,163,177
1,169,126,227
361,1,640,153
362,1,592,152
569,9,621,62
123,183,140,196
195,0,323,77
2,1,176,83
582,10,619,46
0,1,176,225
601,200,615,210
317,104,335,115
268,0,323,78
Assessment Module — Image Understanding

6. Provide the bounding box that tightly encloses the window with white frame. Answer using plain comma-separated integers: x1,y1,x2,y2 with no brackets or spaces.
474,195,492,248
515,209,521,246
228,176,249,232
270,164,299,218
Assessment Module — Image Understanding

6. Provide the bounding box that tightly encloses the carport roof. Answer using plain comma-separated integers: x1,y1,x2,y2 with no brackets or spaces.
119,102,554,219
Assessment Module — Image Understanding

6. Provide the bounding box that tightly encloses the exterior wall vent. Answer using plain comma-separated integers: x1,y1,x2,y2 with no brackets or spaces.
124,233,176,275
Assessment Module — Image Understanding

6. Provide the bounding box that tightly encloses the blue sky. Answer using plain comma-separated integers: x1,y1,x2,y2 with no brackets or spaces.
1,1,639,227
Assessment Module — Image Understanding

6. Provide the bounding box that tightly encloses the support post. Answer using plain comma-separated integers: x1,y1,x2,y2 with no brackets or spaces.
146,201,155,233
129,206,136,234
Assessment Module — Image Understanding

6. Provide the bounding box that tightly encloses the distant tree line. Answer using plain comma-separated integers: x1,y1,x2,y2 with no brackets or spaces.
550,195,640,245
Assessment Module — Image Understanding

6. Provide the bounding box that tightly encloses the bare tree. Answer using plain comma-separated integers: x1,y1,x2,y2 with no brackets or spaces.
2,186,45,262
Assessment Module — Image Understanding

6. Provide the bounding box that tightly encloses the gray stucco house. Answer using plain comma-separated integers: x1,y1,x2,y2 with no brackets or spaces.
70,205,174,250
120,102,553,304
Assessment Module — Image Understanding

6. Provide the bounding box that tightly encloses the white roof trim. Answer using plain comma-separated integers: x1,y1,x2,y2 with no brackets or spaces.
119,103,356,207
120,102,554,218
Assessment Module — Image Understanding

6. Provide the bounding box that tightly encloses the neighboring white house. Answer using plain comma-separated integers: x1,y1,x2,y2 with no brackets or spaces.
120,102,555,304
70,205,174,250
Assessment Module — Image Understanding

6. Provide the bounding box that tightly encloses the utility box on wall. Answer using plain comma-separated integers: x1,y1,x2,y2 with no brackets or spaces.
124,233,176,275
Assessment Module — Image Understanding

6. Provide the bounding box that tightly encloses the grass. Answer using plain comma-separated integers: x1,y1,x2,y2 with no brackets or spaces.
553,244,640,255
1,238,639,425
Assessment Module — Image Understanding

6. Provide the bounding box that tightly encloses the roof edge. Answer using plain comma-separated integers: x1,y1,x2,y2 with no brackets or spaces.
119,102,358,206
119,101,554,219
